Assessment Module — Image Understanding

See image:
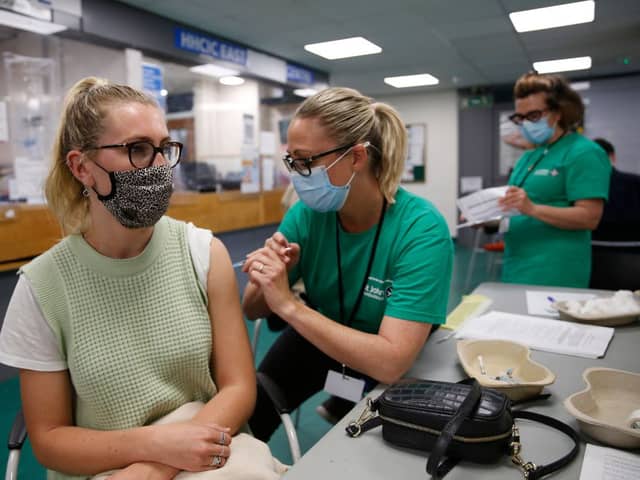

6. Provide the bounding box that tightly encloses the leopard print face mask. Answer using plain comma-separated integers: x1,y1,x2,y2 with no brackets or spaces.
94,165,173,228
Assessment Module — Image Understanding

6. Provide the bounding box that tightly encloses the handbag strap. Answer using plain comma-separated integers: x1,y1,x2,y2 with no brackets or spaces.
425,379,482,479
510,410,580,480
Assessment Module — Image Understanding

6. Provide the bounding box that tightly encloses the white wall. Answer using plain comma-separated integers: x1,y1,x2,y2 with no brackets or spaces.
378,90,459,237
193,78,260,175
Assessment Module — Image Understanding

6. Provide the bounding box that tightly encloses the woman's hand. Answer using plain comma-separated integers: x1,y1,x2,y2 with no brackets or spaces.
243,232,300,273
499,186,535,216
243,245,297,318
147,421,232,472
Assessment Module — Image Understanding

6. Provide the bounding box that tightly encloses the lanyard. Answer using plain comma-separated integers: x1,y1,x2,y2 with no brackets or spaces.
516,132,567,188
515,149,546,188
336,198,387,329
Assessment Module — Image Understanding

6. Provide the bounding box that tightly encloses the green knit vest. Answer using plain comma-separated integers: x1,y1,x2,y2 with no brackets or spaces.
21,217,216,480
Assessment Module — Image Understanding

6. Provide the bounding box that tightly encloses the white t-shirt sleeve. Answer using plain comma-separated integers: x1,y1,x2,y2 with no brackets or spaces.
186,222,213,291
0,275,67,371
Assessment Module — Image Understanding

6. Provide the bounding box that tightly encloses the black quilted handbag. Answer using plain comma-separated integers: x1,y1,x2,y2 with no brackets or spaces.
346,378,580,479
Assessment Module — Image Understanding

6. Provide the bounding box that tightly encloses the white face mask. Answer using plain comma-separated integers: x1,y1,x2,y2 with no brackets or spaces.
291,143,368,213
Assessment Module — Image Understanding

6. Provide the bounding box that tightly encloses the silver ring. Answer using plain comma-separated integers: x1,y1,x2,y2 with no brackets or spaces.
220,431,226,444
211,455,222,467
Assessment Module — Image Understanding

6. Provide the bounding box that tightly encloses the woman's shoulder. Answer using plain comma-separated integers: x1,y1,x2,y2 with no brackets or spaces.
565,132,603,153
21,236,73,276
391,188,449,234
563,133,609,164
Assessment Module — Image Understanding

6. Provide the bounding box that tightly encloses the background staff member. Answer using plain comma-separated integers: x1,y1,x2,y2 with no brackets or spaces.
499,72,611,288
591,138,640,242
242,87,453,441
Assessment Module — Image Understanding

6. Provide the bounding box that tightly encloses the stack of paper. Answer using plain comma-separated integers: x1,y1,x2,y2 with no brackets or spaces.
526,290,597,318
455,311,614,358
457,186,519,228
579,444,640,480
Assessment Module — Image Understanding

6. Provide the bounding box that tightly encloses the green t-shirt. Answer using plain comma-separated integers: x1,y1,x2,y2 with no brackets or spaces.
279,188,453,333
503,133,611,287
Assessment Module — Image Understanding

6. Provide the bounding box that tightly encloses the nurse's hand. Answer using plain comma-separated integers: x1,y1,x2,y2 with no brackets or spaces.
244,247,296,317
499,186,535,216
242,232,300,273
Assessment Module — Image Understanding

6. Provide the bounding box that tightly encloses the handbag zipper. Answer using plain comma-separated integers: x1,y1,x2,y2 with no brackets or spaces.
379,414,512,443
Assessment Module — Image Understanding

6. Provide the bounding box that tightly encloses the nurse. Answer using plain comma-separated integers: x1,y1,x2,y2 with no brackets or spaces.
242,87,453,440
499,72,611,287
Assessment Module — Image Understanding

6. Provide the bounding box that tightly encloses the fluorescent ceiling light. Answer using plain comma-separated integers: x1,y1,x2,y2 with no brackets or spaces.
570,81,591,91
293,88,317,97
384,73,439,88
0,9,67,35
219,76,245,86
190,64,239,78
304,37,382,60
533,56,592,73
509,1,595,32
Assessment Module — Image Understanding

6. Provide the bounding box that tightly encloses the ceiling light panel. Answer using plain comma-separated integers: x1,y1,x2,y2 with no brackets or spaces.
304,37,382,60
219,76,245,86
509,1,595,33
293,88,317,97
190,64,239,78
384,74,439,88
533,56,592,73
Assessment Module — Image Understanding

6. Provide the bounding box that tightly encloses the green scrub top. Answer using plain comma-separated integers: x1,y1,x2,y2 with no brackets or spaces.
503,132,611,287
278,188,453,334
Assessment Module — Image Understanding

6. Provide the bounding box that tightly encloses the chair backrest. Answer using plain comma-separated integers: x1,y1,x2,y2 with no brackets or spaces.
590,243,640,291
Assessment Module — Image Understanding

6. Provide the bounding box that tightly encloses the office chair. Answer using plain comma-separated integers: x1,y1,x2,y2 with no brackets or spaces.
590,241,640,291
463,224,504,293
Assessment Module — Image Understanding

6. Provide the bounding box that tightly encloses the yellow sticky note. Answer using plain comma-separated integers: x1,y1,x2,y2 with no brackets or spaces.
443,294,492,330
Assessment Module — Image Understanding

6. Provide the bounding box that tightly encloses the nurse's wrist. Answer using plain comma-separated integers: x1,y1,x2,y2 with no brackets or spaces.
523,201,538,217
274,296,300,325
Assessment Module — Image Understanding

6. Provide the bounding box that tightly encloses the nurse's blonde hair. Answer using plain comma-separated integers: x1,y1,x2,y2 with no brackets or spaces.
45,77,157,234
294,87,407,204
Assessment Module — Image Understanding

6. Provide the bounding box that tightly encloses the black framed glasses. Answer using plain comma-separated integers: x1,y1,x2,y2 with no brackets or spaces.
83,140,183,169
508,108,551,126
282,143,353,177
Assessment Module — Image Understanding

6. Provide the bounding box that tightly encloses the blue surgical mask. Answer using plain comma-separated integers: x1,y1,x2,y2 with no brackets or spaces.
519,118,555,145
291,146,358,212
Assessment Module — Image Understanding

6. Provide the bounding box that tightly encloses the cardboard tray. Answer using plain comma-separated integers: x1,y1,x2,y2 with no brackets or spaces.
564,367,640,449
456,339,555,402
553,298,640,327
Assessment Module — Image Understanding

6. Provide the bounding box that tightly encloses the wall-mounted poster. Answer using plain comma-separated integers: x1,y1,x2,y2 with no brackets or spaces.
403,123,426,182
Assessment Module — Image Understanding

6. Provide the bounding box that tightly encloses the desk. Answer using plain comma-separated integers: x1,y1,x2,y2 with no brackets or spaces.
285,282,640,480
0,189,285,271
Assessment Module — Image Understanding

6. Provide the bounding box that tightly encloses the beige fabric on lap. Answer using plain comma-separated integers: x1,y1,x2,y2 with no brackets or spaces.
92,402,288,480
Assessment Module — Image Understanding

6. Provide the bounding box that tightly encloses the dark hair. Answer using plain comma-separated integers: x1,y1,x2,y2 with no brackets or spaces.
593,138,615,155
513,72,584,131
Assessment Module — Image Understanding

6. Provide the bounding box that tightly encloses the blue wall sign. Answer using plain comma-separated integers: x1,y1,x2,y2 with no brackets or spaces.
174,27,247,66
286,63,314,85
143,63,165,110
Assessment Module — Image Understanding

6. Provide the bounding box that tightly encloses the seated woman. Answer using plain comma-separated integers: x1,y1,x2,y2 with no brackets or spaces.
0,77,256,480
242,87,453,440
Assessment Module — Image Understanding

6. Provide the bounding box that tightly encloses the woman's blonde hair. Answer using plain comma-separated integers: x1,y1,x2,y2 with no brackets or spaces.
514,72,584,131
294,87,407,204
45,77,158,234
